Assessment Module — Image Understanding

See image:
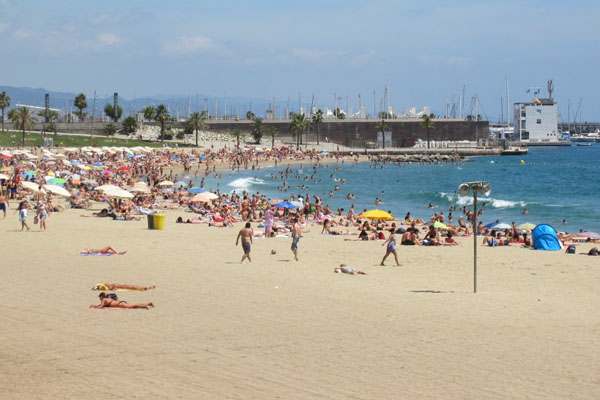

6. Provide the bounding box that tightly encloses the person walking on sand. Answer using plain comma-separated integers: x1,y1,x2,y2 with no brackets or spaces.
0,193,8,219
15,200,30,231
290,217,303,261
380,228,401,266
236,222,254,263
36,201,48,231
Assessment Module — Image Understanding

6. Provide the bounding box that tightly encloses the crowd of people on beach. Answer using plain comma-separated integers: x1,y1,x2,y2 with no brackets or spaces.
2,142,598,308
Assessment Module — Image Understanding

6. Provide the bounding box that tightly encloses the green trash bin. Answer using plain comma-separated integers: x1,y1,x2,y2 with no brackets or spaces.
147,214,155,230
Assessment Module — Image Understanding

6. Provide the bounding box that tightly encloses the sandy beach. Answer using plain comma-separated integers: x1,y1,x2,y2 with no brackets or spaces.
1,202,599,400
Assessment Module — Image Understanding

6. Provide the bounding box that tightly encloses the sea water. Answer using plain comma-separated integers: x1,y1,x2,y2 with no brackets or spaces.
193,145,600,232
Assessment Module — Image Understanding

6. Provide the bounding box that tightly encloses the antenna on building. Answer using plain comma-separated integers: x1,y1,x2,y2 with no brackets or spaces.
547,80,554,100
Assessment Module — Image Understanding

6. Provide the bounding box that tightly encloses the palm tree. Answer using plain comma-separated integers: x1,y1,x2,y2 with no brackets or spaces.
267,126,278,148
246,111,255,120
74,93,87,122
9,106,34,146
421,114,436,149
155,105,170,142
143,105,170,142
104,123,117,136
0,91,10,132
143,106,156,121
122,116,138,134
231,129,243,148
250,118,264,144
289,113,306,150
312,109,323,145
188,112,208,146
376,118,389,149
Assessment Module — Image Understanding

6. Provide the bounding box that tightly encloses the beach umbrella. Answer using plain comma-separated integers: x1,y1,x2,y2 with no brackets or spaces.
95,184,119,192
174,181,187,186
117,166,130,171
517,223,536,230
188,187,205,194
360,209,394,221
486,222,511,230
81,179,98,185
43,184,71,197
25,170,37,176
276,201,297,209
61,159,71,166
21,181,40,191
158,180,173,186
575,231,600,240
0,173,9,180
269,198,283,204
102,186,134,199
71,161,82,166
49,178,67,184
191,192,218,202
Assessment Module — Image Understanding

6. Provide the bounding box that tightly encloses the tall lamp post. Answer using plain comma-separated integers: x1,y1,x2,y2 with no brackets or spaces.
458,181,491,293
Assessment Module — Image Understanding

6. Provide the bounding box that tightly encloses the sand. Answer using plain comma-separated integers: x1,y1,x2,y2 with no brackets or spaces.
1,204,599,399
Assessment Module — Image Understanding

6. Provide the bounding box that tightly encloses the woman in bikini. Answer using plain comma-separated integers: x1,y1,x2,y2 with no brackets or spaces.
380,228,401,266
90,292,154,309
81,246,127,255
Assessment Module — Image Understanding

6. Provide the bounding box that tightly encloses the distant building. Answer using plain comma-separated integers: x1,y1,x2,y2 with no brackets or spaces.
513,98,558,141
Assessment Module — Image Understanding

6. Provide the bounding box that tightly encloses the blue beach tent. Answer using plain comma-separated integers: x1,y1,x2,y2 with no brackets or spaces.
532,224,561,251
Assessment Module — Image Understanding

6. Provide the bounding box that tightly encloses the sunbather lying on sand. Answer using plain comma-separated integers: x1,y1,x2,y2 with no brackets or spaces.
334,263,367,275
91,283,155,291
81,246,127,255
90,292,154,309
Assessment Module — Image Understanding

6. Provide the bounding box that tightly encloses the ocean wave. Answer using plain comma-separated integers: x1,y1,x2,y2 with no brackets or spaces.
437,192,532,208
227,177,265,189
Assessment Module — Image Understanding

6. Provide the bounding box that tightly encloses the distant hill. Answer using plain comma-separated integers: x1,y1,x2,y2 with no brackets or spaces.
0,85,280,118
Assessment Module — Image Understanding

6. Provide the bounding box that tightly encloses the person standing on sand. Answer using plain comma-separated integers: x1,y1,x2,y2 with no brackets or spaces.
15,200,30,231
0,193,8,219
236,222,254,263
380,228,401,266
264,205,274,238
290,216,303,261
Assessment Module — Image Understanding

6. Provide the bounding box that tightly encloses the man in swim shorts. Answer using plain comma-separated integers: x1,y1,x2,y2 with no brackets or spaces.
236,222,253,263
290,217,302,261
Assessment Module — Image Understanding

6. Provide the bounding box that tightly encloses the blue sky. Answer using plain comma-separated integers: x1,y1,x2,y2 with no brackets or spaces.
0,0,598,120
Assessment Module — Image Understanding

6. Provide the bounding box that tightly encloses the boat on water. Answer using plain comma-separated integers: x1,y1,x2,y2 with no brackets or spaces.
575,142,593,147
570,129,600,142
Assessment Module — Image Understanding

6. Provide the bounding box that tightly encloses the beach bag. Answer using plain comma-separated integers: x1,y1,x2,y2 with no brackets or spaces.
33,216,39,225
566,244,576,254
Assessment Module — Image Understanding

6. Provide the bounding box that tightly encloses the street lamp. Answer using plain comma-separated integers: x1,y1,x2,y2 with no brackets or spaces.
457,181,491,293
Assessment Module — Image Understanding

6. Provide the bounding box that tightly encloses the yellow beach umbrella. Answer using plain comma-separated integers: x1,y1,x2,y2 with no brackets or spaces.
359,209,394,221
158,180,174,186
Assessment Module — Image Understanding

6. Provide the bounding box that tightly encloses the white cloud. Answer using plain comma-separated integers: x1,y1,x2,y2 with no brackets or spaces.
162,36,218,55
97,33,121,46
12,28,31,39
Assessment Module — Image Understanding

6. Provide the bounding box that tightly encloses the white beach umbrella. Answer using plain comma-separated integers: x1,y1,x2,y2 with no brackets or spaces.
102,186,134,199
43,184,71,197
95,184,120,192
21,181,41,191
0,173,10,180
